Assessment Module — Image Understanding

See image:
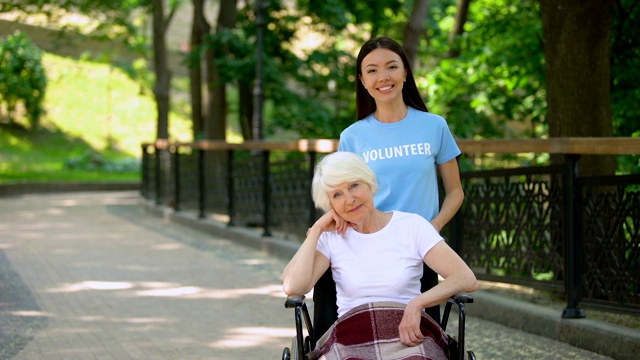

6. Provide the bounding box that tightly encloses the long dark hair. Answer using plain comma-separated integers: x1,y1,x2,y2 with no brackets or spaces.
355,37,428,120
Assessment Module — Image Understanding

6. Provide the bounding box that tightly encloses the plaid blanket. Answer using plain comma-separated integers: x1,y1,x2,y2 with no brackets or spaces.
308,302,450,360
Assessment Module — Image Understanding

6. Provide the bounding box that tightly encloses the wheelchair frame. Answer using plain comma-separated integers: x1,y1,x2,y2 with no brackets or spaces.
282,292,476,360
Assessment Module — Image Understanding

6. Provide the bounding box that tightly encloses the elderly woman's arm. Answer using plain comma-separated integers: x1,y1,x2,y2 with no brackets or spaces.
398,241,479,347
282,228,329,295
282,210,345,295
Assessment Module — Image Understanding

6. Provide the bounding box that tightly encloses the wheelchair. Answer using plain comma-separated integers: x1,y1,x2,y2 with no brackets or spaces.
282,264,476,360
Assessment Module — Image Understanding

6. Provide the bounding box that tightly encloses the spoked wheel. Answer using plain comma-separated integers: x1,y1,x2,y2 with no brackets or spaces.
282,347,291,360
467,350,477,360
290,337,301,360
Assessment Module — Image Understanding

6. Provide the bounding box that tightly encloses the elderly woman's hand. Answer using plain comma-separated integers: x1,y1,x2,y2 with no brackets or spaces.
398,301,425,347
308,210,350,236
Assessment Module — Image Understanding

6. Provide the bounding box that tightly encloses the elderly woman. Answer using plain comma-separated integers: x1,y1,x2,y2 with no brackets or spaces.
282,152,478,360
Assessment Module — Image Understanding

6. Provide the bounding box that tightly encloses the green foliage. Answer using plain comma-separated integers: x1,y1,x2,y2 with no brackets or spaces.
24,0,633,170
297,0,405,36
205,28,255,83
424,0,547,139
611,0,640,137
251,0,552,141
42,54,178,151
611,0,640,173
1,0,150,60
297,0,353,30
268,41,356,138
206,2,357,139
0,120,140,183
65,150,140,173
0,53,192,183
0,31,48,129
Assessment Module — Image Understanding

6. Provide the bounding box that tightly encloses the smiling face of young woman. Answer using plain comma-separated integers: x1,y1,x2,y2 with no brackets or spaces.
359,48,408,108
328,180,376,227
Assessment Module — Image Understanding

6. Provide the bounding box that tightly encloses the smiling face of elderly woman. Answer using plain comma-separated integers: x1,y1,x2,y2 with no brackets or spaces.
327,180,377,225
311,152,378,214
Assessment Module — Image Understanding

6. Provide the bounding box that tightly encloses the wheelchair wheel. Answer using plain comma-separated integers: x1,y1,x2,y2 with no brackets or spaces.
290,337,301,360
467,350,477,360
287,335,311,359
282,347,290,360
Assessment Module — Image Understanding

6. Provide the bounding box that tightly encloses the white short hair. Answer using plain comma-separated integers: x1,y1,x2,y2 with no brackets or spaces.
311,152,378,212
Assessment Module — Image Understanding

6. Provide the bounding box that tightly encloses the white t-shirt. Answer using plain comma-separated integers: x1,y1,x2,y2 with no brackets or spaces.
316,211,443,317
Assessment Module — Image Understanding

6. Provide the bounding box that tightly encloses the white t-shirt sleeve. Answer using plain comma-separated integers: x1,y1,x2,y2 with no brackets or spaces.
316,232,332,260
410,213,444,259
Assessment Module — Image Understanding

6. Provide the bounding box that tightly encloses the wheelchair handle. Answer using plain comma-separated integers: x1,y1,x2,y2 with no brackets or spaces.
285,295,305,308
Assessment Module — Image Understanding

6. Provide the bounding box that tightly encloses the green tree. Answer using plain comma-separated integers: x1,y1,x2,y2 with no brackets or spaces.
540,0,616,176
424,0,546,140
0,1,143,46
1,0,182,142
612,0,640,139
205,0,238,140
187,0,208,139
611,0,640,173
149,0,180,139
403,0,430,69
446,0,472,59
297,0,405,39
208,0,357,140
0,32,47,129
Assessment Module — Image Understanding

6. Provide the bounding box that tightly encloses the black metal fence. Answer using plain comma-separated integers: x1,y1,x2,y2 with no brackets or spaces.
141,139,640,317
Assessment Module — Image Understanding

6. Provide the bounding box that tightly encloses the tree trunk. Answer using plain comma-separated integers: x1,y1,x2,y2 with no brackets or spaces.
402,0,429,69
540,0,616,176
447,0,472,58
151,0,177,205
152,0,172,139
238,82,254,140
204,0,238,140
189,0,208,139
204,50,226,140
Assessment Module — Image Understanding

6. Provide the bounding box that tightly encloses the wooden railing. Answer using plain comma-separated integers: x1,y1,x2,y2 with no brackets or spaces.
147,137,640,154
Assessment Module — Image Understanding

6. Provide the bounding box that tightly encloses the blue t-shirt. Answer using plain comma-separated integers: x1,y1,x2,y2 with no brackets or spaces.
339,107,460,221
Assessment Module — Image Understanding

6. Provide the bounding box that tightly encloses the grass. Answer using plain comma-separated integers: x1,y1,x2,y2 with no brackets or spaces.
0,53,193,184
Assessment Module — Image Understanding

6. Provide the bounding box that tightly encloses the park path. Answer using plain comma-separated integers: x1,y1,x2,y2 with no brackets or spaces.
0,191,613,359
0,191,294,359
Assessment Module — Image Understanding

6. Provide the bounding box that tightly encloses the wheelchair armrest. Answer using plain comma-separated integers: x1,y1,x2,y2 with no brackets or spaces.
443,292,474,321
284,294,314,356
441,292,474,332
442,292,474,360
451,292,474,304
285,294,306,308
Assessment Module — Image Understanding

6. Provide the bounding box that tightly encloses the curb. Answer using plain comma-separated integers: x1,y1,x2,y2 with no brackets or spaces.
0,182,140,197
143,201,299,261
143,200,640,360
469,290,640,360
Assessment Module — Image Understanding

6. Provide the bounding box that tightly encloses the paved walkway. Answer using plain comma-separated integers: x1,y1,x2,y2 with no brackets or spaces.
0,191,621,359
1,191,293,360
